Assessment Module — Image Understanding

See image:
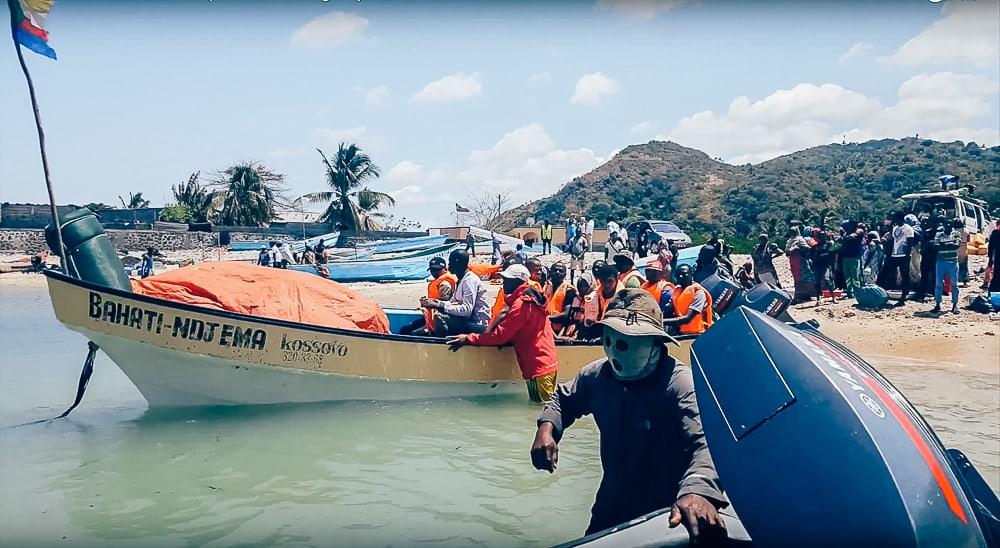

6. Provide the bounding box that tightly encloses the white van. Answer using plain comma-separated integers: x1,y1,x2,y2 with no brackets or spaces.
900,190,994,237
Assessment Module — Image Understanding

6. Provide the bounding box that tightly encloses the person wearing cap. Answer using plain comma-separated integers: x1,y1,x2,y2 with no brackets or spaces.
257,245,271,267
612,253,645,289
641,260,674,316
421,249,490,335
489,258,544,328
664,264,714,335
530,289,727,540
402,257,458,336
447,264,559,403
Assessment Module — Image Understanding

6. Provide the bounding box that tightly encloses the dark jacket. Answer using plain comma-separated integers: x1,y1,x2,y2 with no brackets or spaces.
538,353,726,534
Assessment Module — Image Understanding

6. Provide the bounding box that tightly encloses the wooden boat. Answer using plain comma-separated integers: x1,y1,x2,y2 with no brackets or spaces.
43,270,696,407
289,244,459,282
369,234,448,254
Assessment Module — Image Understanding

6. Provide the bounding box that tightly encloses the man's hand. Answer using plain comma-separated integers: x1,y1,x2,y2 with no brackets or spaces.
530,422,559,473
446,334,470,352
420,297,440,309
669,494,727,544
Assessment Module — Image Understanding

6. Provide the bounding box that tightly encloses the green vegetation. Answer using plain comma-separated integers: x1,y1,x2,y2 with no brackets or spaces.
210,162,287,227
509,138,1000,239
171,171,214,223
159,203,193,223
304,144,394,246
118,192,149,209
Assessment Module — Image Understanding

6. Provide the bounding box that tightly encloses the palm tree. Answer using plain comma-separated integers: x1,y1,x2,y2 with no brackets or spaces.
304,145,394,246
118,192,150,209
211,162,287,227
172,171,214,223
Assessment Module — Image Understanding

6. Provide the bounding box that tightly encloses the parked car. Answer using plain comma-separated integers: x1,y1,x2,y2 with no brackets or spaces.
900,190,993,237
625,220,692,252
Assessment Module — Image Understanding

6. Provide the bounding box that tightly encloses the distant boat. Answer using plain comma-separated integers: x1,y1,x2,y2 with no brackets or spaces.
44,270,691,406
289,244,458,282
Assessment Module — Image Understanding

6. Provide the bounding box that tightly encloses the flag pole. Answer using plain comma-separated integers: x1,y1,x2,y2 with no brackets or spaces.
7,0,69,274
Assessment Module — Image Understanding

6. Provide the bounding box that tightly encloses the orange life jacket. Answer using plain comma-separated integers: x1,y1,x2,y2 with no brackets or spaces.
618,268,646,287
641,279,674,306
671,283,714,335
596,280,623,321
424,272,457,334
545,281,570,315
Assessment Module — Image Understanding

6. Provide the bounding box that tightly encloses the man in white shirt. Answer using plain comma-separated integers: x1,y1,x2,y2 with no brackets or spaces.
887,212,915,306
585,217,595,251
606,219,620,239
421,249,490,334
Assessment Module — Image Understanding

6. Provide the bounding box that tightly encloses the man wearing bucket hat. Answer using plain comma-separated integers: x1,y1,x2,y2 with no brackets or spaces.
530,289,726,541
447,264,559,403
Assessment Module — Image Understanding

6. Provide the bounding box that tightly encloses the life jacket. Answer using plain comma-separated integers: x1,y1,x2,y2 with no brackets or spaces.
618,268,646,287
561,291,600,338
491,280,542,321
541,224,553,240
424,272,458,334
596,280,624,320
641,279,673,306
671,283,714,335
545,281,570,315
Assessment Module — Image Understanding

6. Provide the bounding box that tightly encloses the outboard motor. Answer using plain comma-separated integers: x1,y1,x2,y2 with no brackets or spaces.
45,208,131,291
701,272,742,315
691,308,998,547
729,282,790,318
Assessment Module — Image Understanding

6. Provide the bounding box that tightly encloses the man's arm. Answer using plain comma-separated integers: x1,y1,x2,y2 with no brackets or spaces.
438,281,455,301
668,365,727,506
442,278,474,318
531,368,595,472
468,301,524,347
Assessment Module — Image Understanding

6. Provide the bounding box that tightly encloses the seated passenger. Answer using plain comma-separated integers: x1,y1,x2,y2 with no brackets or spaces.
551,272,599,340
420,250,490,335
545,262,573,316
664,264,714,335
401,257,458,336
613,253,645,288
641,260,674,317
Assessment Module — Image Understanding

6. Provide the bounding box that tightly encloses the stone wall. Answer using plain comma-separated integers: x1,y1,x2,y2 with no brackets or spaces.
0,228,219,253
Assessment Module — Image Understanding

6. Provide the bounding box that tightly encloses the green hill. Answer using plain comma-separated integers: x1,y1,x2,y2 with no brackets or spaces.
508,138,1000,238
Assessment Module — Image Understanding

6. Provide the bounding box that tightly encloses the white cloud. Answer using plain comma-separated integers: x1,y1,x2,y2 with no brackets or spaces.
661,75,999,164
529,71,552,82
365,85,390,107
291,12,368,49
596,0,695,20
838,42,873,63
571,72,621,106
383,124,607,226
886,0,1000,67
410,72,483,103
631,120,656,136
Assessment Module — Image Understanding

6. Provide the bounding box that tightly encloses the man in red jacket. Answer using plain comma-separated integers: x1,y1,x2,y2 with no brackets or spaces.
447,264,559,402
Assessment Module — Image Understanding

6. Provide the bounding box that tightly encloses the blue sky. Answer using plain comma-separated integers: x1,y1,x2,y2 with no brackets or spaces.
2,0,998,227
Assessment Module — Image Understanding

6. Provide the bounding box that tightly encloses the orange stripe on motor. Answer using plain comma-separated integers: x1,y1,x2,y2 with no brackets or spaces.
810,336,969,524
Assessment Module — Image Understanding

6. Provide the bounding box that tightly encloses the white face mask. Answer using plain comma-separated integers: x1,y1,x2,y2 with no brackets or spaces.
603,330,661,381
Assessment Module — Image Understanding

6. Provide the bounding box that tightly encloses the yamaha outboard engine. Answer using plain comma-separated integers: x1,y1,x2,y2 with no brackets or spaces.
728,282,790,318
691,308,998,547
701,272,742,315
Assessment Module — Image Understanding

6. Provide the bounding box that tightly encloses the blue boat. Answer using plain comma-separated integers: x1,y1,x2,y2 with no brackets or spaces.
370,234,448,254
289,244,458,282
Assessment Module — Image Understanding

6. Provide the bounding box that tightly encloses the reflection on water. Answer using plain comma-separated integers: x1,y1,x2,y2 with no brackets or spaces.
1,285,997,547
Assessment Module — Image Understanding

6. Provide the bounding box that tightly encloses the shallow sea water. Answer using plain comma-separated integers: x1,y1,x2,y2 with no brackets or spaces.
1,284,997,547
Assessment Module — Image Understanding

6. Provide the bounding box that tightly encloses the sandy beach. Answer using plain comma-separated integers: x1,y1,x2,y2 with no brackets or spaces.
2,248,996,372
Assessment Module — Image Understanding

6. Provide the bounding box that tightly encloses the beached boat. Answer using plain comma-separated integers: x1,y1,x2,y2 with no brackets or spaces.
370,234,448,254
289,244,459,282
43,270,696,407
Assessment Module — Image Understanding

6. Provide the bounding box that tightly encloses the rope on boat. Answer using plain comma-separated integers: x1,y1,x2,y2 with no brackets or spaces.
55,341,99,419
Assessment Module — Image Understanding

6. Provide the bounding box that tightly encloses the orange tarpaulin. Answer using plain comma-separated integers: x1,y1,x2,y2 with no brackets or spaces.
469,263,502,280
131,262,390,333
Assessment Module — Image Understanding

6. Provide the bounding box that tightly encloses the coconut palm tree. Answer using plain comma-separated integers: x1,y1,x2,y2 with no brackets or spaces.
211,162,287,227
118,192,150,209
172,171,214,223
304,145,394,246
